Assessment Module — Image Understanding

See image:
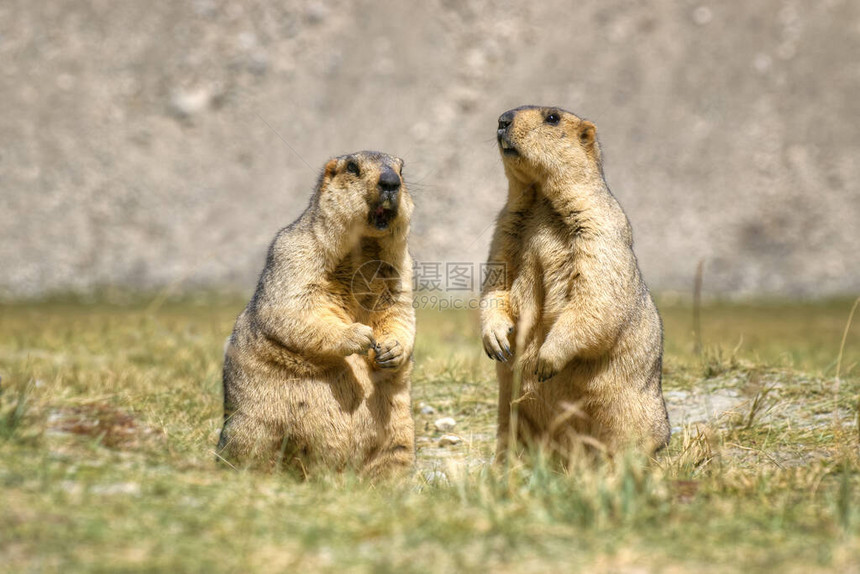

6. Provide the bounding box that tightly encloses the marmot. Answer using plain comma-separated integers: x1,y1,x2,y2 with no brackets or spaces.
217,151,416,478
480,106,670,459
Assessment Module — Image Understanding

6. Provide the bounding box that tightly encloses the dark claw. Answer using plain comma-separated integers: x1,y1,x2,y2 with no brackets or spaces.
496,351,507,362
503,344,512,357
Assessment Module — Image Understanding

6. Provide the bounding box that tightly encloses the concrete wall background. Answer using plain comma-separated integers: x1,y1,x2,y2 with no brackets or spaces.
1,0,858,299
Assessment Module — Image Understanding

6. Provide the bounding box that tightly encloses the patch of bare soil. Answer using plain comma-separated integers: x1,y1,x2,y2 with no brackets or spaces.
47,403,161,450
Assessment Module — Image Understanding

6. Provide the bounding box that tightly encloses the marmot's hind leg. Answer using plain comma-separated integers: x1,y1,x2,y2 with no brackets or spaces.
363,442,414,478
363,374,415,478
216,412,287,471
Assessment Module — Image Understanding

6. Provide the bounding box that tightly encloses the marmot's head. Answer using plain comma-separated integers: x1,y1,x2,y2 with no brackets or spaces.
315,151,412,237
496,106,602,182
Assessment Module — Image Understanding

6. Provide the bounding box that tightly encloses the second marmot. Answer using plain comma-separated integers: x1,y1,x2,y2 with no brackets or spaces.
218,151,415,477
481,106,670,459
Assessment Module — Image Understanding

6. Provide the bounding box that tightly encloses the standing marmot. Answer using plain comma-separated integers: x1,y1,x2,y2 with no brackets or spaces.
481,106,670,459
217,151,416,478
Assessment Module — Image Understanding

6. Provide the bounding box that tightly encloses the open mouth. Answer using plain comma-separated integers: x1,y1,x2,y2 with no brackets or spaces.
369,200,398,230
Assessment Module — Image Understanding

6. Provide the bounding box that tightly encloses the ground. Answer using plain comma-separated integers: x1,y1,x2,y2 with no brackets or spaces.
0,296,858,572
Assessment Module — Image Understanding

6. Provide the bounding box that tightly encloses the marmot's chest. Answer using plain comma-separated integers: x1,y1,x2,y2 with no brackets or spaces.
332,252,402,316
512,203,578,320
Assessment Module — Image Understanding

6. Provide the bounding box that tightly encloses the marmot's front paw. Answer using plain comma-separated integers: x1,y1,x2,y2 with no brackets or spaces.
373,339,406,370
534,348,564,382
482,316,514,362
341,323,377,356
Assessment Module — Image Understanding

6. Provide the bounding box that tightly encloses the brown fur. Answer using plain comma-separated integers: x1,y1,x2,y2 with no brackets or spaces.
481,106,670,460
217,151,416,478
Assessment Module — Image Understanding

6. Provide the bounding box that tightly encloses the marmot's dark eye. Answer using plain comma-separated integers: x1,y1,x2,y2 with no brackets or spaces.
545,113,561,126
346,161,360,176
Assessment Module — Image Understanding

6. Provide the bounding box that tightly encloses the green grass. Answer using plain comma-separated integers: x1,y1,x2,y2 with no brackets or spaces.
1,296,859,572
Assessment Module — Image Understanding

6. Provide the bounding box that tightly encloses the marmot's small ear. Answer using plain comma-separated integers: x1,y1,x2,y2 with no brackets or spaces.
580,121,603,171
323,159,338,180
578,121,597,146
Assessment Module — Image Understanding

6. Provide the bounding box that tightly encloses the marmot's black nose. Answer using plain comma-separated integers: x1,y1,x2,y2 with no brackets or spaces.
378,167,401,193
498,110,515,131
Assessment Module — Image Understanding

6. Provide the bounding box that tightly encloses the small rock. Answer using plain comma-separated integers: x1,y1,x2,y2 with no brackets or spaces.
438,434,462,447
168,87,212,119
419,403,436,415
434,417,456,432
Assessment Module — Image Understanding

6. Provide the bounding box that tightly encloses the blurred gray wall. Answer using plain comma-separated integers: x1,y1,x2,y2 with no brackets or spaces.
1,0,858,299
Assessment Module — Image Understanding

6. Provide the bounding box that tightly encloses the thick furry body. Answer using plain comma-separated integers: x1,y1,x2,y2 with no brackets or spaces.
481,107,670,459
218,151,416,477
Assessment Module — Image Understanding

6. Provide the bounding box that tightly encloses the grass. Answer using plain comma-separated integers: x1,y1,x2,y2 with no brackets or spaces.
1,295,859,572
